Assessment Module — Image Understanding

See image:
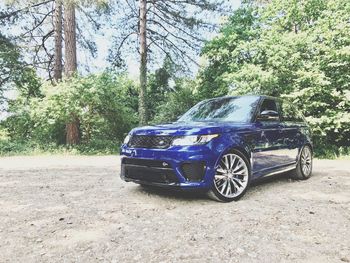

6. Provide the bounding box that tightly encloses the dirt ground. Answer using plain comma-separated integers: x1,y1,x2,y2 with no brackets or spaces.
0,155,349,263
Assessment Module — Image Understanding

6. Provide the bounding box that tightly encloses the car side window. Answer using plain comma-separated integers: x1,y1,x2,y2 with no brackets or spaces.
260,99,278,112
257,99,280,121
280,101,304,122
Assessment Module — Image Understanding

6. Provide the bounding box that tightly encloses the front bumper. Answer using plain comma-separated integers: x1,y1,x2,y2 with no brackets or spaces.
120,143,223,189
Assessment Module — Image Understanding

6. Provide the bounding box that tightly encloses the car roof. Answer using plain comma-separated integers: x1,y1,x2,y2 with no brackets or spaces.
205,95,279,102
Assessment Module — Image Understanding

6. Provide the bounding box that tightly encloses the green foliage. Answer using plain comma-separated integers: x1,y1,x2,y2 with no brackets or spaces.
152,79,200,124
2,0,349,159
147,55,181,121
0,32,42,119
200,0,350,156
30,73,137,143
199,5,259,98
1,72,138,154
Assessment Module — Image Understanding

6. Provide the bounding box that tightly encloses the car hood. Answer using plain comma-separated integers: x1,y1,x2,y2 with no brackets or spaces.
130,122,253,136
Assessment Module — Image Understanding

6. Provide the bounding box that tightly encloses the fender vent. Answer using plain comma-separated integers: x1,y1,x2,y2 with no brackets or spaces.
181,162,206,182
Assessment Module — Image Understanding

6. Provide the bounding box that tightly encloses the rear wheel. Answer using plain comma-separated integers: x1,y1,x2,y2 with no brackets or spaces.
208,150,251,202
290,145,313,180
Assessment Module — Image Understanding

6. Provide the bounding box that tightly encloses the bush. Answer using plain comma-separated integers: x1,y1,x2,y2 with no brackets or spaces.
8,72,136,141
1,72,138,155
152,79,200,124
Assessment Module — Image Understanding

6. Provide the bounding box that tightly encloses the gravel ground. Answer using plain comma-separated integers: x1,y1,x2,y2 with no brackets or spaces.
0,155,349,263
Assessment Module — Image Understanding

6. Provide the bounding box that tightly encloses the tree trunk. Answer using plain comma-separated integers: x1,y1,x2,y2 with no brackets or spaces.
53,0,62,81
64,0,79,145
139,0,147,125
64,0,77,77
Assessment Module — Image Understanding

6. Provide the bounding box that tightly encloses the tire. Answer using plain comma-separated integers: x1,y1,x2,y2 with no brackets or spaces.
208,149,251,202
290,145,313,180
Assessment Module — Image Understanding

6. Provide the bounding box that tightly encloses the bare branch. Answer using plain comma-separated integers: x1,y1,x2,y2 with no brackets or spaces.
0,0,53,20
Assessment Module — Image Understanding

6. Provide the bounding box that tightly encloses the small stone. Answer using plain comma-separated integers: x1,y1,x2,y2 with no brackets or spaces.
36,238,42,243
235,248,245,254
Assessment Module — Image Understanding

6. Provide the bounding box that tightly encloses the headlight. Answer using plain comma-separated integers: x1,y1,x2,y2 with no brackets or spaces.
123,134,131,144
172,134,219,146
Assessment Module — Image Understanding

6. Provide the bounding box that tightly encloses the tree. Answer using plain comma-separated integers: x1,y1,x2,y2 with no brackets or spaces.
200,0,350,155
28,72,138,145
53,0,63,81
110,0,225,124
147,55,180,121
138,0,147,125
199,4,258,98
1,0,106,81
64,0,79,145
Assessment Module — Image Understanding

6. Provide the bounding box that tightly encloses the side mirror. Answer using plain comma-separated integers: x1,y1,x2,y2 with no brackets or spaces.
257,110,279,121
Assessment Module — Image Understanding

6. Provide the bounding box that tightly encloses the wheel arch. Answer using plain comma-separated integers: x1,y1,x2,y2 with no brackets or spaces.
216,143,252,168
227,146,251,164
304,142,313,153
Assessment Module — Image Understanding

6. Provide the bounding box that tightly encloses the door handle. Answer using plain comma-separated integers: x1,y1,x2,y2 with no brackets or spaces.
278,124,284,133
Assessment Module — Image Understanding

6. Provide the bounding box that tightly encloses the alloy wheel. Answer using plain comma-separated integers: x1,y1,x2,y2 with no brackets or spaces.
301,146,312,177
213,153,249,199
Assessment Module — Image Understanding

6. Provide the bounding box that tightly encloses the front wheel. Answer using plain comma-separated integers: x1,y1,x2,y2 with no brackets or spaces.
290,145,313,180
208,150,251,202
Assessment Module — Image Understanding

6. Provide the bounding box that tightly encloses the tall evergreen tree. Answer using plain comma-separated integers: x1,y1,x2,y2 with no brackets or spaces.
110,0,225,124
1,0,105,80
64,0,79,145
53,0,63,81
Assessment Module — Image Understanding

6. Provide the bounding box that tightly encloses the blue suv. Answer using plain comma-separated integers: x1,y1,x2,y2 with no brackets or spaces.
120,95,313,202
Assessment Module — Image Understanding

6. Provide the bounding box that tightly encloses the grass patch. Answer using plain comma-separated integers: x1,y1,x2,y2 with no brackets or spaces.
0,139,120,156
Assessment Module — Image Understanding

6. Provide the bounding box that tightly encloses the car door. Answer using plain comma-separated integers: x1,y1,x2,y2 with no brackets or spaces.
251,98,287,175
278,100,304,165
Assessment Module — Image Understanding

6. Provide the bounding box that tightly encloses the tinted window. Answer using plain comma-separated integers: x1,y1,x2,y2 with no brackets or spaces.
255,98,280,122
259,99,278,113
280,101,304,122
177,96,260,123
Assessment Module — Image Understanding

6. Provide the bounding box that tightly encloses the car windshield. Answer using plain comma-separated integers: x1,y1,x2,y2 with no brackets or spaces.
177,96,260,123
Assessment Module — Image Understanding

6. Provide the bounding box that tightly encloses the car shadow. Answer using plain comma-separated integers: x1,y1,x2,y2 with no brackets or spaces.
133,171,302,202
134,185,210,201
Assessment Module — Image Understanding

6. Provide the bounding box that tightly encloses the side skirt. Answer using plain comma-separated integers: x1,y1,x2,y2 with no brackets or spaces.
260,165,296,178
252,164,296,179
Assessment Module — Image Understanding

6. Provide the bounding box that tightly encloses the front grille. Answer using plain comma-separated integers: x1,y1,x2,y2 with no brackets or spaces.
121,157,178,184
181,162,206,182
128,135,174,149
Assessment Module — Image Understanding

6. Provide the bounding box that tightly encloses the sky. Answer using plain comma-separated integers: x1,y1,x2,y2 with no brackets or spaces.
90,0,242,79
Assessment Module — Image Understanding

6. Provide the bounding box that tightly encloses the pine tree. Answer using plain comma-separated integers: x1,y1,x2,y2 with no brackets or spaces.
110,0,225,124
64,0,79,145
